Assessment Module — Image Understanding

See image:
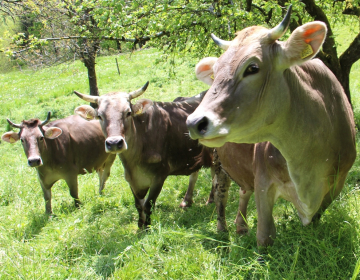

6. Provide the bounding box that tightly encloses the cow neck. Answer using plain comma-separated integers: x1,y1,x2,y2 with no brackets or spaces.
267,63,353,176
118,109,148,164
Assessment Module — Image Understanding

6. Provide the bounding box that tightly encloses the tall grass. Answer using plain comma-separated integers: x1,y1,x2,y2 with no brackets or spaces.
0,48,359,279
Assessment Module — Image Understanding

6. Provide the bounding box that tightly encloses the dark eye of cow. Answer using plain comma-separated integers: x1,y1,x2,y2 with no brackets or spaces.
97,115,103,121
126,111,131,118
244,64,259,77
20,138,24,143
39,136,44,141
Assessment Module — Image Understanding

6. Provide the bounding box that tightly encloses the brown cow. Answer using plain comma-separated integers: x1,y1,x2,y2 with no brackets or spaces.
186,6,356,247
73,83,213,228
1,112,116,214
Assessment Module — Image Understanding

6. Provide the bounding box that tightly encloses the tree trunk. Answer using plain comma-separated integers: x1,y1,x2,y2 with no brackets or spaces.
300,0,354,105
80,40,100,108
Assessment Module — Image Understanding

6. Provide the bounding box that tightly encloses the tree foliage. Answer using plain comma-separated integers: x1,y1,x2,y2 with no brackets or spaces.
97,0,360,103
2,0,360,103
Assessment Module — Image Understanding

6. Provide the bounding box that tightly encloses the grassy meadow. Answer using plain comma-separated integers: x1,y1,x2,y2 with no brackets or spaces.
0,48,359,279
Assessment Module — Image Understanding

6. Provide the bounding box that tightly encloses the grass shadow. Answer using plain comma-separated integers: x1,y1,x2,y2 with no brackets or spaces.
21,211,51,240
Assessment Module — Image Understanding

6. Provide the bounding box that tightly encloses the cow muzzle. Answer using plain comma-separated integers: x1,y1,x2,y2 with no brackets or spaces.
186,113,229,147
105,136,128,154
186,115,209,140
28,156,43,167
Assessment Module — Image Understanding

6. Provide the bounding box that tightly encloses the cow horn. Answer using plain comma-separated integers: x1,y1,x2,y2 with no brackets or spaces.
73,90,99,103
6,118,22,129
40,111,51,127
211,33,232,51
268,5,292,41
129,81,149,99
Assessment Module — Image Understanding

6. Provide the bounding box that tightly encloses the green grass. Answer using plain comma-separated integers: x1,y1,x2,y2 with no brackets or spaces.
0,48,359,279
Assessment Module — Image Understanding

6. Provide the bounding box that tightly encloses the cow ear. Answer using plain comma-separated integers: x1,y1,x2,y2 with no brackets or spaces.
74,105,96,120
132,99,153,116
280,21,327,67
1,132,19,143
195,57,218,85
44,127,62,139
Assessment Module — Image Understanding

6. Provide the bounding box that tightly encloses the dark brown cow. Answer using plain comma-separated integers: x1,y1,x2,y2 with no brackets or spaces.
187,6,356,247
2,112,116,214
73,84,213,228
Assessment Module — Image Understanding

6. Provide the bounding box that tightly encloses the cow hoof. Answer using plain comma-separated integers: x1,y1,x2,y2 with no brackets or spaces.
216,223,228,233
206,198,214,205
236,227,249,235
179,200,193,208
74,200,82,209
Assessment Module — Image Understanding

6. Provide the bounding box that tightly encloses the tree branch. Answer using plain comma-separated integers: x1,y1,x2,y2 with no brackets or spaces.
342,0,360,16
2,32,168,55
339,31,360,69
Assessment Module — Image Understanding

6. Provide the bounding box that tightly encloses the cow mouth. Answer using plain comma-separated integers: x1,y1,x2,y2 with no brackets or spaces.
198,135,228,148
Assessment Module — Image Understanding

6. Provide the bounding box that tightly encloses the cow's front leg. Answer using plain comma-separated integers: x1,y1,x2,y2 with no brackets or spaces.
143,178,166,227
65,176,81,209
235,189,253,234
255,184,276,247
39,180,54,214
129,187,146,228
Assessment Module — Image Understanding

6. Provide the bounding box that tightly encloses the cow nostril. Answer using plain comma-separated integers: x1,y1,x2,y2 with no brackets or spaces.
197,117,209,135
117,139,124,149
105,141,112,150
28,157,42,167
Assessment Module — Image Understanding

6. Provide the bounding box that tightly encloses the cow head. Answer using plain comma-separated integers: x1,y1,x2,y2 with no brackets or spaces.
186,5,327,147
1,112,63,167
74,82,151,154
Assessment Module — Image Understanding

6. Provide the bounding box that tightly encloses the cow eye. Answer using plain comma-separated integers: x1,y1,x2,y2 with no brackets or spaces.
39,136,44,141
126,111,131,118
244,64,259,77
97,115,103,121
20,138,24,143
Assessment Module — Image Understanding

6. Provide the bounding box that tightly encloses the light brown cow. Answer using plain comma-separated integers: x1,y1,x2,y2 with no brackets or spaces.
73,83,213,228
2,112,116,214
186,6,356,246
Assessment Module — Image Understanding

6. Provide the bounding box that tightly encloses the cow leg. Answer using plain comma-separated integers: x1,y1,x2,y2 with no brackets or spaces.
40,181,53,214
214,168,231,232
255,183,277,247
206,164,216,205
130,187,146,228
235,189,253,234
143,179,166,227
179,171,199,208
98,154,116,195
65,176,81,209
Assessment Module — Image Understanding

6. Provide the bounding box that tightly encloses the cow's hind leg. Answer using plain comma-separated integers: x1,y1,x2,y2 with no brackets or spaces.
98,154,116,195
235,189,253,234
65,176,81,209
206,164,216,205
180,171,199,208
